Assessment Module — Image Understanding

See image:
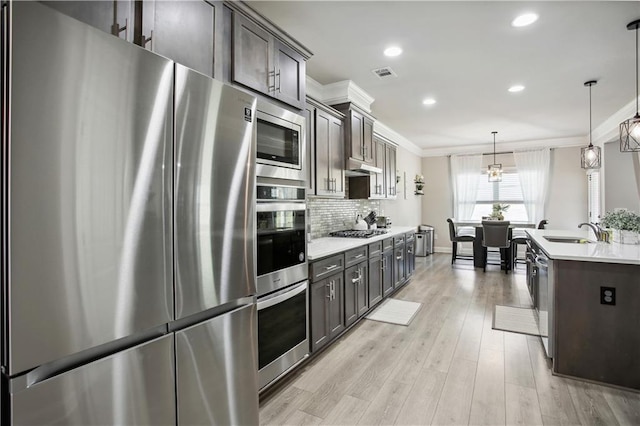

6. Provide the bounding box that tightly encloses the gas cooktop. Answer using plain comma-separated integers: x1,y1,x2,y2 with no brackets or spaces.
329,229,389,238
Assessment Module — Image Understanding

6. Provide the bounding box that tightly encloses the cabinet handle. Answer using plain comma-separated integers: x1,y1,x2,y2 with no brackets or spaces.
396,255,403,260
276,70,281,93
353,253,364,259
268,69,276,92
330,280,336,300
141,30,153,51
111,18,128,40
324,264,339,272
326,282,331,299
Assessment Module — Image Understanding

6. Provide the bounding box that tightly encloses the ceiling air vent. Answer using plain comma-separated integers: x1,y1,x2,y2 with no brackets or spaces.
371,66,397,79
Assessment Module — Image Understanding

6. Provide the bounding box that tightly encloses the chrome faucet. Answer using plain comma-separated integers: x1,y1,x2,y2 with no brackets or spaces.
578,222,608,242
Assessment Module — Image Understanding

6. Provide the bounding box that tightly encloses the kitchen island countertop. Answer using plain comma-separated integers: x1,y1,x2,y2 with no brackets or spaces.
308,226,417,261
526,229,640,265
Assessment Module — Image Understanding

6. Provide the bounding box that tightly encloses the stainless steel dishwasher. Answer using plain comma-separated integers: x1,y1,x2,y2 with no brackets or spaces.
534,249,554,358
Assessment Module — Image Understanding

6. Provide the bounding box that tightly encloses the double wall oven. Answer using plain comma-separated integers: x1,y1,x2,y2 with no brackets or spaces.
256,183,309,390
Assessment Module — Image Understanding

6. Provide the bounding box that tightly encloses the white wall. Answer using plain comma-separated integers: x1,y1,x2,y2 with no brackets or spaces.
420,156,452,252
380,145,423,226
545,146,588,230
604,141,640,213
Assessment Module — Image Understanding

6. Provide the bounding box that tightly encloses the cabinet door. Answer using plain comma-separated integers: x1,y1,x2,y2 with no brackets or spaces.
394,244,406,288
315,109,332,196
368,256,383,308
382,251,394,296
232,13,272,95
349,110,364,161
310,278,330,352
329,114,345,196
327,274,345,338
370,138,386,197
344,264,359,327
363,116,374,164
386,144,397,198
405,236,415,277
141,0,217,78
305,104,316,195
43,0,133,41
357,262,369,317
275,40,306,109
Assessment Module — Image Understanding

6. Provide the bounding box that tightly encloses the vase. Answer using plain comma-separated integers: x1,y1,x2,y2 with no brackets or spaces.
612,229,640,245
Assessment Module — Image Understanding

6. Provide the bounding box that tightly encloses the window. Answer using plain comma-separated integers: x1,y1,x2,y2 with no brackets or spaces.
587,171,600,223
470,169,529,221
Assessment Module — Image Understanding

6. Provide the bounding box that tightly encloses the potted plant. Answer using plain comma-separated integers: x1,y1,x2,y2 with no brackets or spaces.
599,209,640,244
489,203,510,220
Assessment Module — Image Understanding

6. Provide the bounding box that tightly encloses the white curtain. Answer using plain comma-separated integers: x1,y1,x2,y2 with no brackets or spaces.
514,148,551,225
450,154,482,220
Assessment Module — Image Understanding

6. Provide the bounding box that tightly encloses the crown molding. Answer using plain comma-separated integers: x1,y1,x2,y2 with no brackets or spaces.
321,80,375,113
305,76,324,101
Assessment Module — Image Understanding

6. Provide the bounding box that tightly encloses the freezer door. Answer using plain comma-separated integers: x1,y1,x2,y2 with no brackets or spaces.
6,2,174,375
10,335,175,425
175,303,259,425
174,64,257,319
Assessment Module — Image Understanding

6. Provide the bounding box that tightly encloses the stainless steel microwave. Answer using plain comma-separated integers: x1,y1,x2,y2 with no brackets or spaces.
256,100,305,181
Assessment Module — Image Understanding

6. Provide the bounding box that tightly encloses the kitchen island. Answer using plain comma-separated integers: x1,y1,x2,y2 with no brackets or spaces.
526,229,640,391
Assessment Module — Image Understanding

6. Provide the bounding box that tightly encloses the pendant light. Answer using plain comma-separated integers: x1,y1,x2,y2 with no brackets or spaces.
581,80,601,169
620,19,640,152
488,131,502,182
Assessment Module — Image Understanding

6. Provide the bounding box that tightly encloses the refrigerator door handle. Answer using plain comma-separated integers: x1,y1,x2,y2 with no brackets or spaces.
257,281,307,310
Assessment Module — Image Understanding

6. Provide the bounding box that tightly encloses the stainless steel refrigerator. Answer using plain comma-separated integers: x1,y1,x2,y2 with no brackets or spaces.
1,2,259,424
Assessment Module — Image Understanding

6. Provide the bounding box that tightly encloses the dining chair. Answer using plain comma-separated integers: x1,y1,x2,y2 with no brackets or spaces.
511,219,549,269
482,220,511,273
447,218,475,265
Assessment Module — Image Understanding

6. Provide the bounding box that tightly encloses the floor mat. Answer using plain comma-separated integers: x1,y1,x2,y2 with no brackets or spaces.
365,298,422,326
492,305,541,336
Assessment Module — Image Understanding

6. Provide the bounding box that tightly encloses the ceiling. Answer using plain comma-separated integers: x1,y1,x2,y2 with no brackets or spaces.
246,1,640,154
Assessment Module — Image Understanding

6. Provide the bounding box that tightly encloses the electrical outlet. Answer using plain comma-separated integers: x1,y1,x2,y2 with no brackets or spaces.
600,286,616,305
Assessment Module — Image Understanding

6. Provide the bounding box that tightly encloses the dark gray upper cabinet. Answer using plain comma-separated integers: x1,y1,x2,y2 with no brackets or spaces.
42,0,133,41
304,104,316,195
139,1,221,78
385,144,397,198
331,103,375,165
232,13,306,109
44,1,221,78
308,100,345,197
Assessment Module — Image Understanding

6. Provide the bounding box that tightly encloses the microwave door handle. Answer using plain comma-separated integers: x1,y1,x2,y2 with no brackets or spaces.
257,282,307,310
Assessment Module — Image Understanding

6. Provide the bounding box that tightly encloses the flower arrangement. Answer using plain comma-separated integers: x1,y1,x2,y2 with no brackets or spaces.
600,209,640,233
490,203,510,220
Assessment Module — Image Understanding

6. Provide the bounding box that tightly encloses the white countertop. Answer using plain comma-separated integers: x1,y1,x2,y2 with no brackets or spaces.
308,226,418,260
526,229,640,265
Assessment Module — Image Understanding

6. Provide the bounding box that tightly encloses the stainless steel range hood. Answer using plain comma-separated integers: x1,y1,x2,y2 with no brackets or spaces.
345,157,383,176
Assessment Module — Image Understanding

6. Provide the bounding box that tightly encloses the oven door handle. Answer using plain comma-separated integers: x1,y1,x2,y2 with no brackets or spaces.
256,202,306,212
257,281,307,310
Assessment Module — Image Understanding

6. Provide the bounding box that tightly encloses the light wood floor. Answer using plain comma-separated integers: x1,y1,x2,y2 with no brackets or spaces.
259,254,640,425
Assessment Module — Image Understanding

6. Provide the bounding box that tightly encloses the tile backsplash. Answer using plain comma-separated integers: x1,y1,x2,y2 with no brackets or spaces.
307,197,381,239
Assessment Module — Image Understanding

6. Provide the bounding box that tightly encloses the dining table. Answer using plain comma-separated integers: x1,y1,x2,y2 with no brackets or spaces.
453,220,536,270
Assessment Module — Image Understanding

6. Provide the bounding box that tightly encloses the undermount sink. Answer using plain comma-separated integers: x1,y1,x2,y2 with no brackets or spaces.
543,236,593,244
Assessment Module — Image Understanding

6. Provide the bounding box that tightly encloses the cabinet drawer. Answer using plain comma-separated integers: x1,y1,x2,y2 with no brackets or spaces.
405,232,415,243
311,254,344,282
368,241,382,258
382,237,394,253
394,235,405,246
345,246,368,267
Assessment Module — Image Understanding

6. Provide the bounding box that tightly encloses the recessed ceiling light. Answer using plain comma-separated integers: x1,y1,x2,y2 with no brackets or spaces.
508,85,525,93
384,46,403,57
422,98,436,105
512,13,538,27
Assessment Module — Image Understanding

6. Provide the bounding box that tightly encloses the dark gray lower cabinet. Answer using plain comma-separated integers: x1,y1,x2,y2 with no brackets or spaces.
368,256,383,308
310,272,344,353
394,241,406,288
405,233,416,278
382,238,395,297
344,262,368,327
